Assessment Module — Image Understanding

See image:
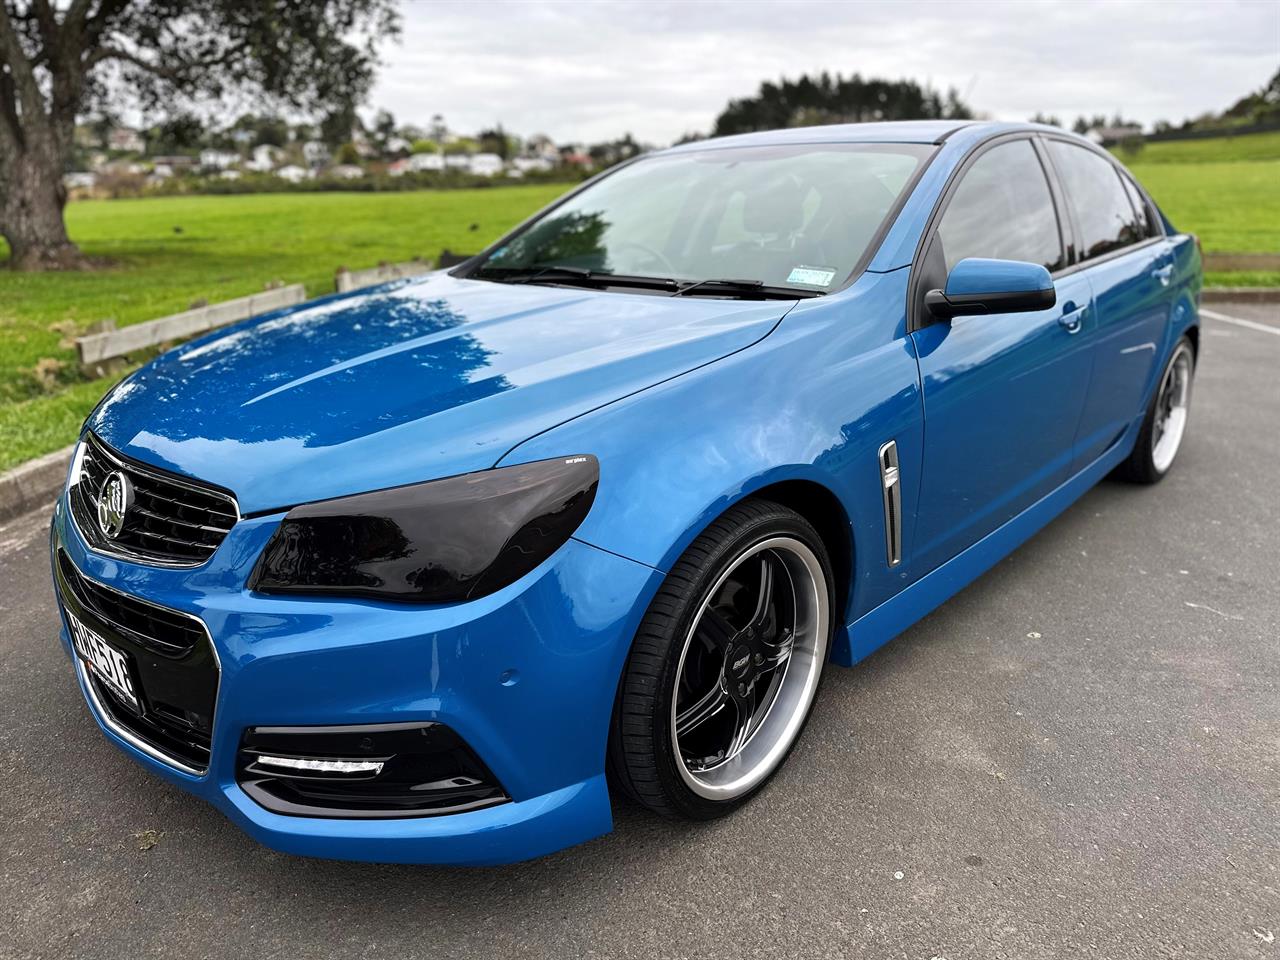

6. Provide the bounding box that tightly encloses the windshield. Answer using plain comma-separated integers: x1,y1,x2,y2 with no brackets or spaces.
470,142,933,294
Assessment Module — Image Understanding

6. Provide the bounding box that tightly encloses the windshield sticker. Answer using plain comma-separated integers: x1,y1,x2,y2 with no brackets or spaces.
787,266,836,287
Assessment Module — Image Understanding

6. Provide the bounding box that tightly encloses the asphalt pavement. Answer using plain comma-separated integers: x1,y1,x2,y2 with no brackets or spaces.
2,301,1277,960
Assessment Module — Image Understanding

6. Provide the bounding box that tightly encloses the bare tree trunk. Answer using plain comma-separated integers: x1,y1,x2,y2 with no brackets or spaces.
1,142,83,270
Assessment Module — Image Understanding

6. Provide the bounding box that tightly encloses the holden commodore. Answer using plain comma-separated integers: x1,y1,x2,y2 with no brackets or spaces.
52,121,1201,865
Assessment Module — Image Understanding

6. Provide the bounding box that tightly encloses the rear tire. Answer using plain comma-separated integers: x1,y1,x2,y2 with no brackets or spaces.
1114,335,1195,484
608,499,834,820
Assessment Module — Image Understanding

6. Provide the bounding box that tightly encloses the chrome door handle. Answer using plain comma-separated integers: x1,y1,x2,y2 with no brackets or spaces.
1058,301,1084,335
1153,263,1174,286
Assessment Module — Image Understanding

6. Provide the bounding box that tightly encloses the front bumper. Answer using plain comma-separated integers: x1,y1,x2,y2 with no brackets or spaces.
51,495,661,866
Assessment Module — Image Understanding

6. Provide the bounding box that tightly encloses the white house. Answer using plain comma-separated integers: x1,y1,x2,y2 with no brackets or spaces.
408,152,445,173
276,164,310,183
107,127,144,153
512,156,554,174
199,149,240,170
302,140,330,166
469,153,505,177
245,144,283,172
328,164,365,180
444,154,471,170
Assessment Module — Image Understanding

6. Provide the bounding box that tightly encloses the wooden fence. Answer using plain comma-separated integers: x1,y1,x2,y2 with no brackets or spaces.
75,283,306,374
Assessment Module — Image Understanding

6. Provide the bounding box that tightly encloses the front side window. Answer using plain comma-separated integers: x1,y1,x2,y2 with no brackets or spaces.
471,142,933,293
1047,141,1145,260
934,139,1064,273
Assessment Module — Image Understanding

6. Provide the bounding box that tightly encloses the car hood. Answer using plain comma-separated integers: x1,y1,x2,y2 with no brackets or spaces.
90,272,789,514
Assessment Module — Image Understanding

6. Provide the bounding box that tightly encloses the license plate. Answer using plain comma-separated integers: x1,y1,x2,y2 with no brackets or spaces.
68,610,139,709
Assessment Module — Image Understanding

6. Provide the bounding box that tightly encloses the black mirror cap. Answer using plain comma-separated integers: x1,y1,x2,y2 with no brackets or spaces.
925,285,1056,321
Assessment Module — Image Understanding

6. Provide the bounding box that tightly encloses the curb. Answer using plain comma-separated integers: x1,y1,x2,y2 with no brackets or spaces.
1203,287,1280,304
0,444,74,525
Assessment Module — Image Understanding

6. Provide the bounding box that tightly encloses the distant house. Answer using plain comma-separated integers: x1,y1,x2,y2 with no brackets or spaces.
245,144,283,172
468,153,505,177
63,172,97,190
408,152,445,173
199,149,240,170
1086,124,1144,146
525,134,560,163
329,164,365,180
151,155,197,173
444,154,471,170
387,158,411,177
561,150,594,170
302,140,330,167
107,127,144,153
276,164,310,183
512,156,554,174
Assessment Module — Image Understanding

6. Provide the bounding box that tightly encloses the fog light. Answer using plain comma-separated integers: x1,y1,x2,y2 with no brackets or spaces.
237,721,508,819
256,755,385,777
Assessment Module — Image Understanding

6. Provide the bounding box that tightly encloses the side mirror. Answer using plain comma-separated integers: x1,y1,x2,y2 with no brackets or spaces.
925,257,1056,320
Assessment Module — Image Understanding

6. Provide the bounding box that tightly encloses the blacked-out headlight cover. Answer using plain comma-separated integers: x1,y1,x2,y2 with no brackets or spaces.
250,455,598,603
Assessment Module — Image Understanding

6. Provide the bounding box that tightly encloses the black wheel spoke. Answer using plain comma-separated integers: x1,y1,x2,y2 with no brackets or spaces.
746,554,774,634
675,681,729,738
763,627,794,666
695,605,737,652
726,686,757,759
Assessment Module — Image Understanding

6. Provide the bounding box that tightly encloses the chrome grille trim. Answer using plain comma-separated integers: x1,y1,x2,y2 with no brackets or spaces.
69,433,240,568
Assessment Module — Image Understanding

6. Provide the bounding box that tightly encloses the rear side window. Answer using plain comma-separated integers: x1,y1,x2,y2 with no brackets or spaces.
1119,173,1160,239
934,139,1064,273
1047,141,1145,259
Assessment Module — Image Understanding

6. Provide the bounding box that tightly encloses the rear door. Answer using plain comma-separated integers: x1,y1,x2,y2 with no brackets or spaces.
1042,138,1176,468
907,136,1094,575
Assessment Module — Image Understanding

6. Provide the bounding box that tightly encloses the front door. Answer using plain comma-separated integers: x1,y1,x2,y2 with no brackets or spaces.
907,137,1093,575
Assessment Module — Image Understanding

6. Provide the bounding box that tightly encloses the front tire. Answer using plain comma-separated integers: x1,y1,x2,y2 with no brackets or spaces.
1115,335,1196,484
608,500,834,820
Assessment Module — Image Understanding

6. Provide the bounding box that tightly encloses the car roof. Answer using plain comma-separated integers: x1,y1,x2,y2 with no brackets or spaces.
659,120,1063,154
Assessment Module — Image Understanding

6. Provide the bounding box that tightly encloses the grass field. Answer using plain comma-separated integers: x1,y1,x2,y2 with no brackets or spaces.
0,186,568,470
1119,130,1280,288
0,131,1277,473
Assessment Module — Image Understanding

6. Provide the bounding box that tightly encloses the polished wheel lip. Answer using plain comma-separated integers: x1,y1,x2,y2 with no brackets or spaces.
1152,342,1194,474
670,535,829,801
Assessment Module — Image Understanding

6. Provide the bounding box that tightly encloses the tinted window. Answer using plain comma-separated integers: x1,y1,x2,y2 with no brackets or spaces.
934,139,1063,273
1047,141,1145,259
1119,173,1160,239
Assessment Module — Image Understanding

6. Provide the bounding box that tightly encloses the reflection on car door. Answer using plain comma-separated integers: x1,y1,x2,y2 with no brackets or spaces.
1043,139,1178,469
907,137,1094,576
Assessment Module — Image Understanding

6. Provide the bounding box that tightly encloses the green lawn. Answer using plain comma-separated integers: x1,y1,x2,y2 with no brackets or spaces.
0,186,568,471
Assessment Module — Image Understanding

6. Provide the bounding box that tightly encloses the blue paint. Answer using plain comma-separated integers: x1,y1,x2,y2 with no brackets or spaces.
944,257,1053,295
55,121,1202,864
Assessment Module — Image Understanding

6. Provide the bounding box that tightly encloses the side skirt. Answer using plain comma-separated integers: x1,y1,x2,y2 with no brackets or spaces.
831,424,1137,667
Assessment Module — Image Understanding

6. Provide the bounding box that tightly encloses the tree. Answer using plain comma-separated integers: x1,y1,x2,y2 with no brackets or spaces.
0,1,399,270
712,72,973,136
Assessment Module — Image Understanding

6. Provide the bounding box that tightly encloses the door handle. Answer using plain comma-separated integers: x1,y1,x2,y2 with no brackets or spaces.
1058,300,1084,335
1152,263,1174,286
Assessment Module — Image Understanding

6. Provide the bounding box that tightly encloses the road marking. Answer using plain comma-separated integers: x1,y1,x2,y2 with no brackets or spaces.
1201,308,1280,337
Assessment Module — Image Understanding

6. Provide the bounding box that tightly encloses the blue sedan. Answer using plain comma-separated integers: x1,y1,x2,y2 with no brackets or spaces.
51,120,1201,865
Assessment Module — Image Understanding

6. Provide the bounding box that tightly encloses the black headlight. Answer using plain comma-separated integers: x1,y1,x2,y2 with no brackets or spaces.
249,455,598,603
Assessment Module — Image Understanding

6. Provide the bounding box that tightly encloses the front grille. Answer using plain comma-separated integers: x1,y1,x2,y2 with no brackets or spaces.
57,551,203,657
56,548,220,773
70,433,238,567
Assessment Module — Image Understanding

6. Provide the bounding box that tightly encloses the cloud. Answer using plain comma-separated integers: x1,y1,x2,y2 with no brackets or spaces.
372,0,1280,144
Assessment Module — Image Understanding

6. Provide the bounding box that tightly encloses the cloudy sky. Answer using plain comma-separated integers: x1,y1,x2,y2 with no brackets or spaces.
370,0,1279,144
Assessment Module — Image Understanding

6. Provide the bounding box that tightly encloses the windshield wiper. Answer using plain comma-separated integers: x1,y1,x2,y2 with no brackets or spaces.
479,265,679,292
671,278,822,300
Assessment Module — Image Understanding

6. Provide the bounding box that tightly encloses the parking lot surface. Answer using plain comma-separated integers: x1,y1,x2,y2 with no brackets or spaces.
2,302,1277,960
